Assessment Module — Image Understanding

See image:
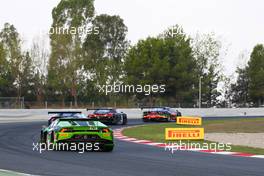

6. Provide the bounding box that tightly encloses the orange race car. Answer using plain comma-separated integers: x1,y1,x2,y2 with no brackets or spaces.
141,106,182,122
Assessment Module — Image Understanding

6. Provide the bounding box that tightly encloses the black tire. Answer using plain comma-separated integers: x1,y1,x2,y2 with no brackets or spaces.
113,115,119,125
40,132,44,143
122,115,127,125
40,132,47,143
143,118,149,122
50,132,55,143
46,132,56,151
102,145,114,152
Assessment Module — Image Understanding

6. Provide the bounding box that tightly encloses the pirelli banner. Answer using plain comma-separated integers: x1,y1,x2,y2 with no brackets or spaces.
177,116,202,126
165,128,204,140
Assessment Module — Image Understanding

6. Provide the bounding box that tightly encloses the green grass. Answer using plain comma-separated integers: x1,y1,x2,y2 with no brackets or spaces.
202,118,264,133
122,118,264,155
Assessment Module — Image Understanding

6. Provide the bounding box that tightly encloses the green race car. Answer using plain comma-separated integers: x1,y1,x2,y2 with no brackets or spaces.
40,118,114,152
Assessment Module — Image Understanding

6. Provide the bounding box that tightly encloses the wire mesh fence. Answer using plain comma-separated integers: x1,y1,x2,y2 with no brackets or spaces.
0,98,253,109
19,101,199,109
0,97,24,109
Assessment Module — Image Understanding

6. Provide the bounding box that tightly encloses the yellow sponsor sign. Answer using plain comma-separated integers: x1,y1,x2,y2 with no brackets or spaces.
177,116,202,125
165,128,204,140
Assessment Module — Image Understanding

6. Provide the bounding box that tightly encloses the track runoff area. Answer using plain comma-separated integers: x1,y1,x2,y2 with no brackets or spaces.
118,116,264,158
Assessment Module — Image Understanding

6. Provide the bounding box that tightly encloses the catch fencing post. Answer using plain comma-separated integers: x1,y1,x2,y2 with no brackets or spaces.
45,101,48,109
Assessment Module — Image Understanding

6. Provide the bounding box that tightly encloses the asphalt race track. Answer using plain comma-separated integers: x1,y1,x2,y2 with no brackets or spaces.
0,119,263,176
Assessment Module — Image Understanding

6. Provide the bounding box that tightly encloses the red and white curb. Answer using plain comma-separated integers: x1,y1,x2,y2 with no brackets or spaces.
113,128,264,159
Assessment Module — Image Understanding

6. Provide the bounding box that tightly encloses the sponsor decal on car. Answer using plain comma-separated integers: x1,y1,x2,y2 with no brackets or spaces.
176,116,202,125
165,128,204,140
89,126,98,130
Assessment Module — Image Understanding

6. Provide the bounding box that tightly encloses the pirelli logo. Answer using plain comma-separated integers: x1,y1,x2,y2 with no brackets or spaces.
177,116,202,126
165,128,204,140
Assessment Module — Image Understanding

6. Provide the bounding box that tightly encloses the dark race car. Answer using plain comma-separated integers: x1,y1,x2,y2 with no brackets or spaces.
87,108,127,125
47,111,86,125
141,106,182,122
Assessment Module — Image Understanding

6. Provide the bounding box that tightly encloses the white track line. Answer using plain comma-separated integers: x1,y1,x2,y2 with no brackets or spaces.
0,169,37,176
250,155,264,158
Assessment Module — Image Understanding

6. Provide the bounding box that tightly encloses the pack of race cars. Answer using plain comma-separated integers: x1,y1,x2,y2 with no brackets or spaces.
40,107,181,152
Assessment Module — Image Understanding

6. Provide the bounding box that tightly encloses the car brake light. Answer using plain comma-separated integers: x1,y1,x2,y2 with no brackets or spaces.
102,128,110,133
106,113,113,117
60,128,72,133
88,114,95,118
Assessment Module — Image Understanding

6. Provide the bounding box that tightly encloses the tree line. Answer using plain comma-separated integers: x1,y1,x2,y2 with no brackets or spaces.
0,0,263,108
229,44,264,107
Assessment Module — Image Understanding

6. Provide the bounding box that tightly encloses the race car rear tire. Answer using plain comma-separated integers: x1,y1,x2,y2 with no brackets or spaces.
102,145,114,152
116,115,127,125
115,115,123,125
41,132,48,143
40,132,45,143
122,115,127,125
45,132,55,148
143,118,149,122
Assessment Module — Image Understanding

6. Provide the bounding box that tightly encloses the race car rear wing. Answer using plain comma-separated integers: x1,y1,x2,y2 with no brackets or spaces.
59,118,99,121
86,108,114,111
140,106,168,110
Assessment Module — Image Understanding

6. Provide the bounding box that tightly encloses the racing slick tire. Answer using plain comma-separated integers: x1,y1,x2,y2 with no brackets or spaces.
143,118,149,122
122,115,127,125
40,132,46,143
116,114,127,125
102,145,114,152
